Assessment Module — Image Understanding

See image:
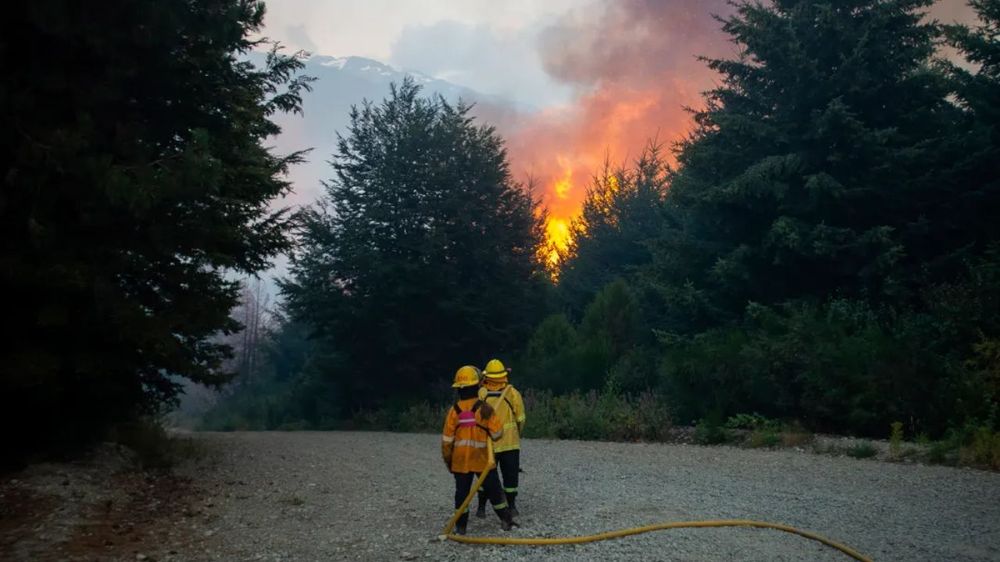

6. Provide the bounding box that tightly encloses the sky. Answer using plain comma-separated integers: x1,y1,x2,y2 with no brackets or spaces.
258,0,980,263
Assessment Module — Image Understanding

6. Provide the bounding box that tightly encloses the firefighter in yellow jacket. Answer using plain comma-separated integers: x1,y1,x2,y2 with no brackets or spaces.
441,365,517,534
475,358,526,518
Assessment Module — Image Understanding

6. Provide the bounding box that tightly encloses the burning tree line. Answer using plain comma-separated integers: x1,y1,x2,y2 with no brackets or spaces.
3,1,999,460
213,0,1000,441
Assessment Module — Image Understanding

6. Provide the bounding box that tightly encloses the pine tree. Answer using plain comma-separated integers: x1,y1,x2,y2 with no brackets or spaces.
282,79,545,411
1,1,312,455
558,144,669,315
932,0,1000,272
646,0,958,330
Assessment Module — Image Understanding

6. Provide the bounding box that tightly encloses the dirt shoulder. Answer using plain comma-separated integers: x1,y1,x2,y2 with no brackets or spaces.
1,444,202,562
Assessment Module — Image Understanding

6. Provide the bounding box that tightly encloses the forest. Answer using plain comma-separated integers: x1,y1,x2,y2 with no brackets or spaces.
3,0,999,467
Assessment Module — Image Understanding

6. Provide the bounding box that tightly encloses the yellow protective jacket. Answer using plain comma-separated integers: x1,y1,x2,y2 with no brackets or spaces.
481,381,525,453
441,398,503,474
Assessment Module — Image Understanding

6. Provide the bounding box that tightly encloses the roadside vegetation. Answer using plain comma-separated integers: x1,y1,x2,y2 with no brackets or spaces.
6,1,998,473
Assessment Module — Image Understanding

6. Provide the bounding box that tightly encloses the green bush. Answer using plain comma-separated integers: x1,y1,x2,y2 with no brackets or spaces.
927,439,959,464
749,430,781,448
521,388,672,442
959,428,1000,470
659,296,998,438
847,442,878,459
890,421,904,460
694,413,731,445
332,387,674,443
726,413,777,431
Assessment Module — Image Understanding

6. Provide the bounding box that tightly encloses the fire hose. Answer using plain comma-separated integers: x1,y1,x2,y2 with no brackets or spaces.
437,441,874,561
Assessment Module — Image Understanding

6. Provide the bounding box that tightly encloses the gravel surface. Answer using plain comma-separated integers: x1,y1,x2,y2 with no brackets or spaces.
152,431,1000,562
4,431,997,561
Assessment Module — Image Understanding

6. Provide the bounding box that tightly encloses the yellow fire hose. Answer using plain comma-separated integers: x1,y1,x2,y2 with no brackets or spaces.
438,441,874,562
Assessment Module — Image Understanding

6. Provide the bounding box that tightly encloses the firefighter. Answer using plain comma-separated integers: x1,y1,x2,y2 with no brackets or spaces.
475,358,526,518
441,365,517,534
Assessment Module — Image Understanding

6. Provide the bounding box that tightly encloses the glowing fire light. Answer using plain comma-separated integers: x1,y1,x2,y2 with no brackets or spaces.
544,216,572,267
553,157,573,200
538,157,581,271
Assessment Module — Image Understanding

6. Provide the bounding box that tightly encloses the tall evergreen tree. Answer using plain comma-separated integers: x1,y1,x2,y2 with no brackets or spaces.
558,144,668,315
283,79,545,411
1,0,311,455
933,0,1000,272
635,0,1000,435
647,0,958,330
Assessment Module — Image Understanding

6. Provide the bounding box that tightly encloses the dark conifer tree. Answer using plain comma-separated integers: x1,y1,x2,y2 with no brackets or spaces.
283,79,545,411
1,0,312,455
647,0,957,329
558,144,669,316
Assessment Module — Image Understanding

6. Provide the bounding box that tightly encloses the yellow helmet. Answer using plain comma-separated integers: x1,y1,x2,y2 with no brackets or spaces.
483,359,509,379
452,365,481,388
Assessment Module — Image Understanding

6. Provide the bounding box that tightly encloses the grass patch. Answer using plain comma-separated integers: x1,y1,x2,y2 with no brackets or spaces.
749,429,781,448
346,388,675,443
846,442,878,459
780,430,814,447
958,427,1000,470
524,389,673,442
725,413,813,449
889,421,904,460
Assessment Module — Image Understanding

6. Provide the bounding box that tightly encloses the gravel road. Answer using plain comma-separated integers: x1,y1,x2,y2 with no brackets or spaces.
148,431,999,562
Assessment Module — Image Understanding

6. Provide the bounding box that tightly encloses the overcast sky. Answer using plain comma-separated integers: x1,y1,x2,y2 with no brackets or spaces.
258,0,590,107
260,0,978,110
252,0,980,292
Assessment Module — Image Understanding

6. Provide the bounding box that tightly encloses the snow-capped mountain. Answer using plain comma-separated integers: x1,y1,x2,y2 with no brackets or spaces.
309,55,474,99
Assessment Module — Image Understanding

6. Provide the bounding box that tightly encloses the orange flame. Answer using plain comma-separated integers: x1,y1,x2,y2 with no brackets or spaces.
544,216,571,267
489,0,735,275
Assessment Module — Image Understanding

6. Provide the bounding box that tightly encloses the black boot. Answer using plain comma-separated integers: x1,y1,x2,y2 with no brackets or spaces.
475,490,487,518
497,507,518,531
455,512,469,536
507,492,519,517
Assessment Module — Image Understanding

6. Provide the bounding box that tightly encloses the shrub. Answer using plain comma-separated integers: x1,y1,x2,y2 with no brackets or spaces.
780,430,814,447
890,421,904,460
521,388,671,442
847,442,878,459
958,427,1000,470
339,387,673,444
694,413,731,445
659,295,998,439
927,439,958,464
394,402,443,433
726,412,782,432
749,430,781,448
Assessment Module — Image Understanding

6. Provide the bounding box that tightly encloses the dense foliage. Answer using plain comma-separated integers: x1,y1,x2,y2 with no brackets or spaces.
279,79,547,414
203,0,999,445
1,0,311,457
522,0,1000,438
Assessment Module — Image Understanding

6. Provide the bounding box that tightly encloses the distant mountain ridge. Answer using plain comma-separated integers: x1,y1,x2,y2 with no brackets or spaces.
249,52,525,294
256,52,523,207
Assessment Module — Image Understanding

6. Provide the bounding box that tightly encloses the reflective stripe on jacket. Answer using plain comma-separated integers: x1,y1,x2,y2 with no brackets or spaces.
482,382,525,453
441,397,503,473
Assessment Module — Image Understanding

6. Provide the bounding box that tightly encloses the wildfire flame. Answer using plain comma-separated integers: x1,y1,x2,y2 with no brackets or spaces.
544,216,571,267
542,157,577,269
497,0,735,276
